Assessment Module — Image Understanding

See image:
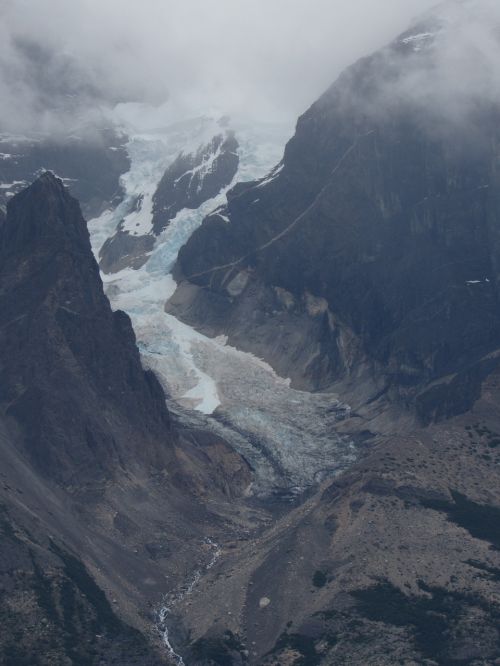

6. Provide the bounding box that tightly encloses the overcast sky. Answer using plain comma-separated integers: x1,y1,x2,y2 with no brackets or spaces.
0,0,466,133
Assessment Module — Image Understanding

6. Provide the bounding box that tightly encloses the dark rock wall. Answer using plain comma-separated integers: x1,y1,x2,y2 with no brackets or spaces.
174,32,500,419
0,173,173,484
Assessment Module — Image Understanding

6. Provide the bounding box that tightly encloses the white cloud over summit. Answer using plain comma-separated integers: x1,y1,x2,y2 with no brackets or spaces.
0,0,478,133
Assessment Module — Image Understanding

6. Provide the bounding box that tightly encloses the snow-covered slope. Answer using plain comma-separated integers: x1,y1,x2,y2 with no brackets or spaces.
151,130,239,235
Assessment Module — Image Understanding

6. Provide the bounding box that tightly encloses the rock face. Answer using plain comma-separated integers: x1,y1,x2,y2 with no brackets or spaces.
99,229,156,273
0,174,176,664
0,499,168,666
0,174,256,665
159,8,500,663
0,172,173,484
171,8,500,421
152,132,239,235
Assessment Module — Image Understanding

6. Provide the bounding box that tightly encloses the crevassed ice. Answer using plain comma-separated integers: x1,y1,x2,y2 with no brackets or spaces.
89,115,355,491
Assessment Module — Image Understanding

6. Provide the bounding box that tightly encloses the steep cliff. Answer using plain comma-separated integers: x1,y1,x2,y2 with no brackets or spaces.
171,6,500,421
158,7,500,662
0,172,173,484
0,174,254,665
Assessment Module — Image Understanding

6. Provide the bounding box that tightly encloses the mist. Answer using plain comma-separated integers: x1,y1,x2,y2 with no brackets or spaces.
379,0,500,128
0,0,439,135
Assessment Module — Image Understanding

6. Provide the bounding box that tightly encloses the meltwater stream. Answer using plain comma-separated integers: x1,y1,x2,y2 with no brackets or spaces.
157,538,222,665
88,116,356,495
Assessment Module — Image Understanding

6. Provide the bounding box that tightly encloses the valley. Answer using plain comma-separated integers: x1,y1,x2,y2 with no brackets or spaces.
1,2,500,664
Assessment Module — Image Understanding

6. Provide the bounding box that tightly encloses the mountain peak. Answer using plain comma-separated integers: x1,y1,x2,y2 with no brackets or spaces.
2,169,88,259
0,176,172,483
12,170,68,205
35,169,65,188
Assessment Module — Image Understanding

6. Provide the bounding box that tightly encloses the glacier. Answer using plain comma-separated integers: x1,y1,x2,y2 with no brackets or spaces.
89,114,356,495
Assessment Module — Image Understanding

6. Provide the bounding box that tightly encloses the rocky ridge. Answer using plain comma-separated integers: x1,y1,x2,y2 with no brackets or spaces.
0,174,257,665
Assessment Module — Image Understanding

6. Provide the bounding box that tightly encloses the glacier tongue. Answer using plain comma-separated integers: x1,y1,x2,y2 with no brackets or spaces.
89,115,355,493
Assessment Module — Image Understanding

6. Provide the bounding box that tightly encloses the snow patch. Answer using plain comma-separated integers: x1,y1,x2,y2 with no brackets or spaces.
401,31,437,51
174,138,224,193
0,180,26,189
466,278,490,285
35,169,77,185
256,161,284,188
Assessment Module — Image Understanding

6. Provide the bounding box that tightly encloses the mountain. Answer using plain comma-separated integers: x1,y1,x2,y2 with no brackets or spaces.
2,3,500,665
170,3,500,424
0,174,253,665
0,172,173,483
158,5,500,664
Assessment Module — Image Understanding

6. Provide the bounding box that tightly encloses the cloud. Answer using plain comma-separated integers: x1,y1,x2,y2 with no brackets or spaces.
0,0,448,134
354,0,500,132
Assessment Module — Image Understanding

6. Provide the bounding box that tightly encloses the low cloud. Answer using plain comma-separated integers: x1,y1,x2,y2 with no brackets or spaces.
0,0,440,135
386,0,500,125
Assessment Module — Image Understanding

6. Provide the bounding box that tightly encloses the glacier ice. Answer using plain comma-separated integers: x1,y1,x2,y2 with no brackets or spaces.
89,114,356,494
